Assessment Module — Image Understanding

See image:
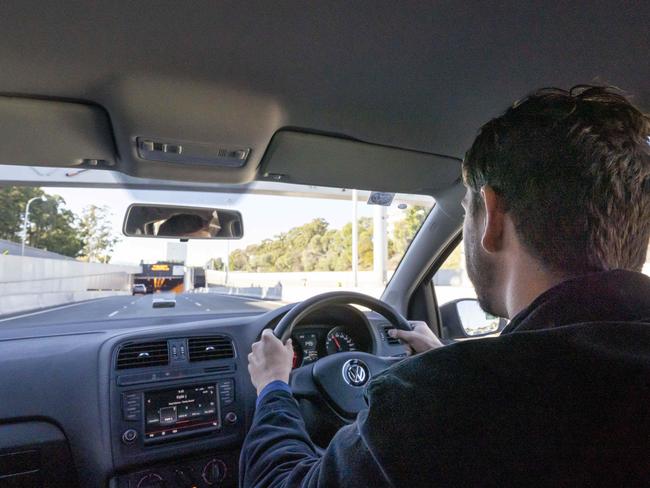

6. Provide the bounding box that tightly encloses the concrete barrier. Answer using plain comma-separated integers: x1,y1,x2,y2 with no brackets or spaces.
0,255,140,315
0,290,131,316
204,269,465,303
204,270,387,302
207,284,283,301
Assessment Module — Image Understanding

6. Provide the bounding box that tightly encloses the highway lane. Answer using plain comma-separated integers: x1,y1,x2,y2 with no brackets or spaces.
0,292,282,327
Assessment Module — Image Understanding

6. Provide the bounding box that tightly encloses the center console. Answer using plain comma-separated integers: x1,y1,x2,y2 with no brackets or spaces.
142,383,221,443
109,335,245,487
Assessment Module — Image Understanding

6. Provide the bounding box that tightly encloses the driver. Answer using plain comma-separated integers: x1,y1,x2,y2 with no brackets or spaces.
243,86,650,487
157,214,212,238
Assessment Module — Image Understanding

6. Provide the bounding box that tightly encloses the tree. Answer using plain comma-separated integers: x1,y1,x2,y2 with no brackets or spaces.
356,217,374,270
0,186,42,241
391,206,428,256
77,205,120,263
229,248,251,271
29,195,83,257
0,186,83,257
206,257,224,271
227,217,377,273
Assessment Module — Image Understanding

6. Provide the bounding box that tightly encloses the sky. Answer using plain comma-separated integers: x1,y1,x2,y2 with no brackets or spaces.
44,186,431,266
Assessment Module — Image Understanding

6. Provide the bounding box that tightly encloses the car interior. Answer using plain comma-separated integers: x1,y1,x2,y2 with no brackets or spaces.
0,2,648,487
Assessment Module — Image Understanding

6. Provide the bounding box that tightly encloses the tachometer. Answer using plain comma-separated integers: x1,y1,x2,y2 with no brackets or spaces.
325,327,357,355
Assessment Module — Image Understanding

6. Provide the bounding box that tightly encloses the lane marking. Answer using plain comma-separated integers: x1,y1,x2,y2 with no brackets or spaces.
205,308,211,311
108,311,119,317
194,302,202,307
0,298,115,324
131,301,136,305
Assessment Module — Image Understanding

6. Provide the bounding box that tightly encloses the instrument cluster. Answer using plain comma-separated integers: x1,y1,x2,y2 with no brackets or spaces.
291,325,367,368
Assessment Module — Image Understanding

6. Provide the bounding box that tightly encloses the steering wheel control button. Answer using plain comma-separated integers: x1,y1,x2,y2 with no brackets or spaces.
342,359,370,387
122,428,138,444
224,411,238,424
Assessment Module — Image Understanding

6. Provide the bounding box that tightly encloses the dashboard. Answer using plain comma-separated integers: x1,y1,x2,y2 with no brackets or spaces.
0,303,406,487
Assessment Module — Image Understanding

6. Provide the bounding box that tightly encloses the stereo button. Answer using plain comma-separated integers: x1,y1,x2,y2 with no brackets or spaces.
218,380,235,406
122,393,142,421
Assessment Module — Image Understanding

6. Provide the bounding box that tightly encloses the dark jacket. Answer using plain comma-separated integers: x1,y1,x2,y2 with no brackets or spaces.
241,270,650,487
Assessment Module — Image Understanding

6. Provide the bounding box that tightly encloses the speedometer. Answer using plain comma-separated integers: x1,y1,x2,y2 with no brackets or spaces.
325,327,357,355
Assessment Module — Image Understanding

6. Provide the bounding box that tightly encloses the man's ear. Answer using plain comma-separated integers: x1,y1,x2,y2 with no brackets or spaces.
480,186,506,253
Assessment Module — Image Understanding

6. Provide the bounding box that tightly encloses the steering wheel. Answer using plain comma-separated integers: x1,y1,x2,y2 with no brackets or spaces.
273,291,412,419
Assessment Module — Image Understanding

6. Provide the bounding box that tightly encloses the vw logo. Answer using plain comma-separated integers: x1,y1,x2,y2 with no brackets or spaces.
342,359,370,387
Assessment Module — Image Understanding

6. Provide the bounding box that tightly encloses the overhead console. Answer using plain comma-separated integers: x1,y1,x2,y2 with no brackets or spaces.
109,335,243,487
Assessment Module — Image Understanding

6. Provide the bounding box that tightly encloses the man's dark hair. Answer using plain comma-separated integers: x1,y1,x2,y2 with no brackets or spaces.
463,85,650,274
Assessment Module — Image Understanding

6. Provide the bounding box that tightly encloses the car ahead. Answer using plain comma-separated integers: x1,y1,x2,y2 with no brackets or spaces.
131,284,147,295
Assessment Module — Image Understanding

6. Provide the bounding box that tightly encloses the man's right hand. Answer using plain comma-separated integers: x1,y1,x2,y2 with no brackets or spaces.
388,321,444,355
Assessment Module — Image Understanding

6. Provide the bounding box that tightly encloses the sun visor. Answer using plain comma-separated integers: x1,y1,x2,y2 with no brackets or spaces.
0,96,116,168
258,130,461,195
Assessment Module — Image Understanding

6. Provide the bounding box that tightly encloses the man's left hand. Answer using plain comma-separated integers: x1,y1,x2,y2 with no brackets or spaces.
248,329,294,395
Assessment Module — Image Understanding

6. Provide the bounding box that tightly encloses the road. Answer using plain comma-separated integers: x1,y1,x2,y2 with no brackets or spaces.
0,292,282,328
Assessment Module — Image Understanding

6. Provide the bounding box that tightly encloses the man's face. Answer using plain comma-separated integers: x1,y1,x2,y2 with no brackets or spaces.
462,189,500,316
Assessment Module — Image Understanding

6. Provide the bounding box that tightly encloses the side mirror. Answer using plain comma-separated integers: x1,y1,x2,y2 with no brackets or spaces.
123,204,243,240
439,298,507,339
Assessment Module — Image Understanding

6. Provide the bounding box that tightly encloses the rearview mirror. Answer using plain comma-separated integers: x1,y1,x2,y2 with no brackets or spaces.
123,204,243,239
439,298,507,339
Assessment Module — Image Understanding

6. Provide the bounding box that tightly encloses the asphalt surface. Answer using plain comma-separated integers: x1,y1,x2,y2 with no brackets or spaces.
0,292,282,328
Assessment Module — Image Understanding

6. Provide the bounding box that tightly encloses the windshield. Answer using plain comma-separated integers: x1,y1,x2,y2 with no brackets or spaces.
0,177,434,323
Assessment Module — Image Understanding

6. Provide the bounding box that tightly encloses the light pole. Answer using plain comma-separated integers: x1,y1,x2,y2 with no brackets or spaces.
21,195,46,256
224,240,230,286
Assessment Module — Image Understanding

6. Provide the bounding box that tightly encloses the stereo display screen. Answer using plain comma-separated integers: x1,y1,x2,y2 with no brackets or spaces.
144,384,219,441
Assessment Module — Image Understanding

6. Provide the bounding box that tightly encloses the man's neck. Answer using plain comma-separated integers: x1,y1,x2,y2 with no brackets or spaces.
503,259,568,319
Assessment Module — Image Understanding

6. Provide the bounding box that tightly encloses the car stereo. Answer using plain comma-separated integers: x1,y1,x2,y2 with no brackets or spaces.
143,383,220,443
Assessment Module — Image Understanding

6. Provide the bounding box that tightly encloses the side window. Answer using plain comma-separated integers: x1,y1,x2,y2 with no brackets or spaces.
432,240,476,306
432,241,503,339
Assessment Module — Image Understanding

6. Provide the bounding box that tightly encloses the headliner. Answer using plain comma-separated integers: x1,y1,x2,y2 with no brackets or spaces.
0,1,647,163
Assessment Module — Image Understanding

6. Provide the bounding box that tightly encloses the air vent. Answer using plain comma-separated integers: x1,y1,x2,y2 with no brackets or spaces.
188,336,234,362
383,326,401,346
116,341,169,369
